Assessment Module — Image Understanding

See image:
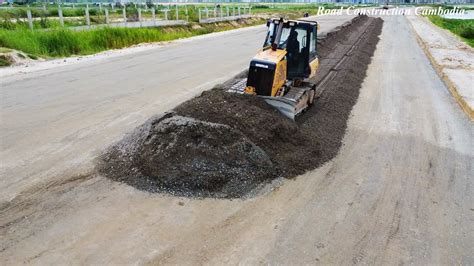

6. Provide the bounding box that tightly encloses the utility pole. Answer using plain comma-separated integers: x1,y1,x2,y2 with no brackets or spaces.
175,5,178,21
27,8,34,30
85,4,91,28
122,7,127,25
58,4,64,27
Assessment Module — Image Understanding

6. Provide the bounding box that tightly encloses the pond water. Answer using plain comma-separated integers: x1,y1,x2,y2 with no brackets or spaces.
442,10,474,20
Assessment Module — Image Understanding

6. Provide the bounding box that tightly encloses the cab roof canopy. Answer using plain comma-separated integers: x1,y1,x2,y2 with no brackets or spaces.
267,18,318,27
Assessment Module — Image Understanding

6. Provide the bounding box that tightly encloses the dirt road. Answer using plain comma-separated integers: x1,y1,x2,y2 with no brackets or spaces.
0,15,354,203
1,15,472,264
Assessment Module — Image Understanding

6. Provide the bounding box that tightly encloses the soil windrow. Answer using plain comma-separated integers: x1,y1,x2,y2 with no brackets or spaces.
98,16,384,198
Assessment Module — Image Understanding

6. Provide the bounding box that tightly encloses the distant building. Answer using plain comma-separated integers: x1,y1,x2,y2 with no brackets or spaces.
22,0,471,4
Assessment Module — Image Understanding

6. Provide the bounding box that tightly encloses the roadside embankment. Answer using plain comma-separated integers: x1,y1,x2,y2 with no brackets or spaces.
407,14,473,120
0,17,265,58
0,47,39,67
427,15,474,47
98,15,384,198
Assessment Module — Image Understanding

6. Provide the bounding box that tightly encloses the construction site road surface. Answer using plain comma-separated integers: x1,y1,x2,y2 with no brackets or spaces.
1,14,472,264
0,15,355,202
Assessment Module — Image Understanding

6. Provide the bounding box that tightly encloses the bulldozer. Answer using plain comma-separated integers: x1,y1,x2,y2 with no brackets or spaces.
229,18,320,120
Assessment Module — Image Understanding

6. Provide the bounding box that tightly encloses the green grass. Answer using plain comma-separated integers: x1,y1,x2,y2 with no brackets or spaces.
250,3,339,19
0,47,12,53
0,6,100,19
0,3,348,30
1,17,87,31
27,53,38,59
0,6,175,30
428,15,474,47
0,18,265,57
423,4,474,11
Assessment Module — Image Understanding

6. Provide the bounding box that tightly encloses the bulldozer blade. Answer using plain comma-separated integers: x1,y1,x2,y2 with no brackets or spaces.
261,96,299,120
227,79,312,120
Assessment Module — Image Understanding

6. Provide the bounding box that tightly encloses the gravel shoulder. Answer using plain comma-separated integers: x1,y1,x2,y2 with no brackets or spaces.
406,11,474,119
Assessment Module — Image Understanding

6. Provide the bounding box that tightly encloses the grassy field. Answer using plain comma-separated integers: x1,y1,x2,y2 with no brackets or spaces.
0,3,342,60
0,18,265,58
0,6,192,30
0,3,326,59
427,15,474,47
0,3,336,30
250,3,350,19
0,4,256,29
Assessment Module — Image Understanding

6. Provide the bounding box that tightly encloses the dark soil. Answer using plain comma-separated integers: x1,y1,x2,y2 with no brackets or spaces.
98,113,275,198
175,88,318,178
98,15,384,198
299,16,385,163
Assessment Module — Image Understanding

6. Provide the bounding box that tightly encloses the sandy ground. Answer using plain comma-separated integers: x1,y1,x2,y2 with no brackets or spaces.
407,11,473,114
1,14,473,264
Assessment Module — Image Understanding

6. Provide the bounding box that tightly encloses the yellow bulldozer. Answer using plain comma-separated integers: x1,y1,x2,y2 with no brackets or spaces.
230,18,320,120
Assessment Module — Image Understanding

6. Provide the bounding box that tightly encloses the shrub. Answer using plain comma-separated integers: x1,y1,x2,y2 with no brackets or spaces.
37,29,81,56
459,24,474,39
0,19,17,30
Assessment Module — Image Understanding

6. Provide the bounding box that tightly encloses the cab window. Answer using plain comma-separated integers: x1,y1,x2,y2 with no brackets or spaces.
310,28,317,54
264,23,276,47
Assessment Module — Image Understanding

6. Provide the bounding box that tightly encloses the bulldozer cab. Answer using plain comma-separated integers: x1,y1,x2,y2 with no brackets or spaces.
264,19,318,80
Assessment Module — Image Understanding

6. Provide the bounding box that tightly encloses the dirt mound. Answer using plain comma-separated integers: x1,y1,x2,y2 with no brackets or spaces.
174,89,320,177
0,48,38,67
99,16,384,198
98,113,275,198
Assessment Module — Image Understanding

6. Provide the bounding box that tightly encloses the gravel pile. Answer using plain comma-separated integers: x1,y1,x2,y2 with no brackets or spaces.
98,113,275,198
